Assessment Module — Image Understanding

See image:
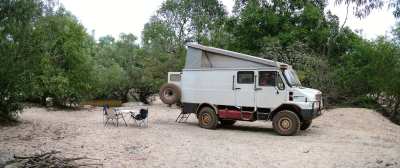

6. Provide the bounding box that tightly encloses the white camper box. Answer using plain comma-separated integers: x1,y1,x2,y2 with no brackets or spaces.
160,43,323,136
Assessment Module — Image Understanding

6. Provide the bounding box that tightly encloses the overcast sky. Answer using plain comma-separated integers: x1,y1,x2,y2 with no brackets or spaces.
59,0,396,41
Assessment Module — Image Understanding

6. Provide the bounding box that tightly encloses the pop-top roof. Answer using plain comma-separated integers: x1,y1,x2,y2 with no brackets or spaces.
185,43,287,69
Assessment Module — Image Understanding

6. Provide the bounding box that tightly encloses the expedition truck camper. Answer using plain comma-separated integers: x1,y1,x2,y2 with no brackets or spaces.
159,43,323,136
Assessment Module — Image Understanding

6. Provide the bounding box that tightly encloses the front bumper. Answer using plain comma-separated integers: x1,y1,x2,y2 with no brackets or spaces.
300,101,323,120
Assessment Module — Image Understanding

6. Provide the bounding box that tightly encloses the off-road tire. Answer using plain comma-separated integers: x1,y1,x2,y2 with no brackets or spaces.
300,120,312,130
198,107,218,129
272,110,300,136
159,83,181,105
220,119,236,126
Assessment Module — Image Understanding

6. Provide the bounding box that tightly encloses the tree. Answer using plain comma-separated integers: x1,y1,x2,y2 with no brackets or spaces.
334,0,400,18
0,0,45,122
135,0,229,103
91,33,144,102
333,36,400,114
156,0,227,45
144,0,228,63
226,0,335,56
28,7,94,107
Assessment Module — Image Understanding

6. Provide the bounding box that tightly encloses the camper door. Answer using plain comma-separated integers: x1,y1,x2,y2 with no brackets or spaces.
234,71,255,108
255,71,287,109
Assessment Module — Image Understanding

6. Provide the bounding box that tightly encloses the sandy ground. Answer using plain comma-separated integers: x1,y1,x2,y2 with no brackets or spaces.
1,102,400,168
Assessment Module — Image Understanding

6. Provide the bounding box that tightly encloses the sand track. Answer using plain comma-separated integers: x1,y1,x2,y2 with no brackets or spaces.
1,104,400,168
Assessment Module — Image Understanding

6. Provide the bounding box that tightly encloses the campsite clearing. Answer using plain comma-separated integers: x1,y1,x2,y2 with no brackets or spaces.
0,102,399,168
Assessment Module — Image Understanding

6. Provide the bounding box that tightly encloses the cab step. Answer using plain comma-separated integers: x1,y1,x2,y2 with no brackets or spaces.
256,112,269,120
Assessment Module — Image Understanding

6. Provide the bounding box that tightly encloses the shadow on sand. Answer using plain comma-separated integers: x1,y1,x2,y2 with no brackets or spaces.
180,122,276,135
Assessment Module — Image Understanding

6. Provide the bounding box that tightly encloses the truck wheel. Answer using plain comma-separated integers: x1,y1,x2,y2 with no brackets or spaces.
198,107,218,129
220,119,236,126
300,120,312,130
272,110,300,136
159,83,181,105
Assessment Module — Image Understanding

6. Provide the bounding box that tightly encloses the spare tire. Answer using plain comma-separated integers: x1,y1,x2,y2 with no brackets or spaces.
159,83,181,104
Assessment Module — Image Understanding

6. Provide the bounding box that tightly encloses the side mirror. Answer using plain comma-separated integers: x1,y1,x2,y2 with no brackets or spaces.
277,82,285,90
276,73,285,90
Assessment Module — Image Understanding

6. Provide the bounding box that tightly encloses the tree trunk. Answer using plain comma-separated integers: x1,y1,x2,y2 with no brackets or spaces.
390,96,400,121
41,96,47,106
374,92,380,103
120,89,130,103
121,94,129,103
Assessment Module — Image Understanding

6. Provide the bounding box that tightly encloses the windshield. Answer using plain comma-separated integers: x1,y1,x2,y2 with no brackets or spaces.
283,69,302,87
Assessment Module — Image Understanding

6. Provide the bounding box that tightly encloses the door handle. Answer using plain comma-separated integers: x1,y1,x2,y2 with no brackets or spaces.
234,87,241,90
255,88,262,91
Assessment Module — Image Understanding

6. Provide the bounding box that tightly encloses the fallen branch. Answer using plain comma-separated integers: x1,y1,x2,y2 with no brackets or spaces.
5,150,103,168
13,150,61,159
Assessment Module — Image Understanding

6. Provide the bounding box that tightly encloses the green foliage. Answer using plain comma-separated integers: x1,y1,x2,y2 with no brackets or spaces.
351,96,379,108
335,36,400,121
28,7,94,106
0,0,44,122
92,62,128,100
1,0,96,122
156,0,227,45
336,38,398,98
91,33,164,104
91,34,135,102
226,0,333,55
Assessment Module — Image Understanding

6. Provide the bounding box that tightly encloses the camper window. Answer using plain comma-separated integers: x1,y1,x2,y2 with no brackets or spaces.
259,71,276,86
283,69,301,87
237,71,254,84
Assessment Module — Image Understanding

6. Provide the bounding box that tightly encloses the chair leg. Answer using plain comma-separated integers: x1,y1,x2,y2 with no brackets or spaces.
105,118,109,127
137,120,146,127
121,116,128,126
135,119,143,127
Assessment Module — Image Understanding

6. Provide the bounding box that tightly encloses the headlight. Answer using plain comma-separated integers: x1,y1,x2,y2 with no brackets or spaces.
314,101,320,108
293,96,307,102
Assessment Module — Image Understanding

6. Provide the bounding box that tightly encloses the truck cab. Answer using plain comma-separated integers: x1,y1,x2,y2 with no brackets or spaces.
160,43,323,136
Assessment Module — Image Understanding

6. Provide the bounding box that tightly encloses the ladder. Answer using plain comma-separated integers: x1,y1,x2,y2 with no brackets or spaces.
175,111,191,123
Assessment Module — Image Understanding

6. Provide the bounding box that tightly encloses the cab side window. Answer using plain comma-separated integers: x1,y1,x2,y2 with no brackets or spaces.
237,71,254,84
259,71,276,86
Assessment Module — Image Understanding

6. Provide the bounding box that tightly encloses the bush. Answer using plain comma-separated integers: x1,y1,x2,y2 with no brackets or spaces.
0,0,45,123
351,96,379,108
27,8,94,107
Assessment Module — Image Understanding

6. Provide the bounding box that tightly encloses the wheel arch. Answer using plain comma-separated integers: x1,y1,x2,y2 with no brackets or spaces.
270,104,302,121
195,103,218,116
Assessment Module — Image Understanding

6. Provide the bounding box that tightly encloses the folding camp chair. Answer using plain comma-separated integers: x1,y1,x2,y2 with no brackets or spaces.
130,108,148,127
103,105,127,127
